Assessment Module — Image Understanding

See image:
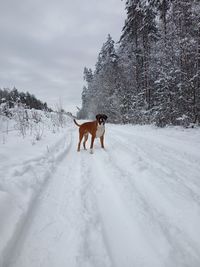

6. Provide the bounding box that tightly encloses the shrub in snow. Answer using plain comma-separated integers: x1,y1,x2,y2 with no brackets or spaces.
0,103,71,143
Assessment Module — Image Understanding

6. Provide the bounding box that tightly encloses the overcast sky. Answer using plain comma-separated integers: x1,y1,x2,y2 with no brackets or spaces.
0,0,126,112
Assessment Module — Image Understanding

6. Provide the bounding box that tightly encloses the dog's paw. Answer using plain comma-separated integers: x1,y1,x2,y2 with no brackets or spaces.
90,149,94,154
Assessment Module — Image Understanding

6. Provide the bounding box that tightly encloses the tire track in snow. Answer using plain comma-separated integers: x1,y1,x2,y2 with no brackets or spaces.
106,150,200,267
7,130,112,267
110,126,200,161
109,127,200,205
103,131,200,267
86,150,163,267
3,125,200,267
2,130,74,267
72,128,200,267
77,153,113,267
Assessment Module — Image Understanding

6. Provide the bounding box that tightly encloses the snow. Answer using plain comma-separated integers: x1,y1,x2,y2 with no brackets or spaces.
0,121,200,267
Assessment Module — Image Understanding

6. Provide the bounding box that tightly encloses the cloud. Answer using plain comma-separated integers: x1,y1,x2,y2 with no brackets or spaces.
0,0,126,113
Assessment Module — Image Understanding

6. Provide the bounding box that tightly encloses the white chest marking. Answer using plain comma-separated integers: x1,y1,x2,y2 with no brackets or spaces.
96,124,105,138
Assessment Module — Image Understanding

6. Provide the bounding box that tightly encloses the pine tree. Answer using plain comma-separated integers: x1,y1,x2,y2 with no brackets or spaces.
78,0,200,126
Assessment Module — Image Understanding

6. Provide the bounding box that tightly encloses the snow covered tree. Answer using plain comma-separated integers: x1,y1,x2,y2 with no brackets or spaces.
79,35,123,122
78,0,200,126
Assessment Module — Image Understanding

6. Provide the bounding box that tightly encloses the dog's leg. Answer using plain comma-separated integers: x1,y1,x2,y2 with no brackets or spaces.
90,135,95,154
100,135,105,149
83,133,88,150
77,130,84,152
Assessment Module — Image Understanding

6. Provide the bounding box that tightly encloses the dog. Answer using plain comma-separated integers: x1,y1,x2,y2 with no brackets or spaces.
74,114,108,153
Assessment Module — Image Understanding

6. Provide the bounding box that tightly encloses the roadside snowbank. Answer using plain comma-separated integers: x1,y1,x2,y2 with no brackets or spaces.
0,111,73,265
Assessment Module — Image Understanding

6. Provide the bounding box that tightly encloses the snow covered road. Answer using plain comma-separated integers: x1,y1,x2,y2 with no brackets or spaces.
1,124,200,267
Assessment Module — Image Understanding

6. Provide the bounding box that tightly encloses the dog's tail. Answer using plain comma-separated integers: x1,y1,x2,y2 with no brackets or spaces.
73,119,81,127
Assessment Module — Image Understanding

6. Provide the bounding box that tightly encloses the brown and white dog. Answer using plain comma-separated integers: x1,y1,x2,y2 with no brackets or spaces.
74,114,108,153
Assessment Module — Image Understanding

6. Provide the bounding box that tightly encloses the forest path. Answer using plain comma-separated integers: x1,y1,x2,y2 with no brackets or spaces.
5,124,200,267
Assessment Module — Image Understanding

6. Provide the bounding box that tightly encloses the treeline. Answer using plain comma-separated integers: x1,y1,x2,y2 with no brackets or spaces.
0,87,52,111
78,0,200,126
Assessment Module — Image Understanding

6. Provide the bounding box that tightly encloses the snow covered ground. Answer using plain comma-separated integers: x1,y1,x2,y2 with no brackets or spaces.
0,121,200,267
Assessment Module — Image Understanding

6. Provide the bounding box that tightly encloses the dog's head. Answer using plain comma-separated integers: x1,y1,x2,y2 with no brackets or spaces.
96,114,108,125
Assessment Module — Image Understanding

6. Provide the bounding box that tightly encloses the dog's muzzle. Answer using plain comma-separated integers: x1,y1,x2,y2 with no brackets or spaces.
99,118,105,125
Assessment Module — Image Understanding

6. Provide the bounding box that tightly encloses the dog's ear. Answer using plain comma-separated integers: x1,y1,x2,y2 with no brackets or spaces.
96,114,101,120
103,114,108,120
